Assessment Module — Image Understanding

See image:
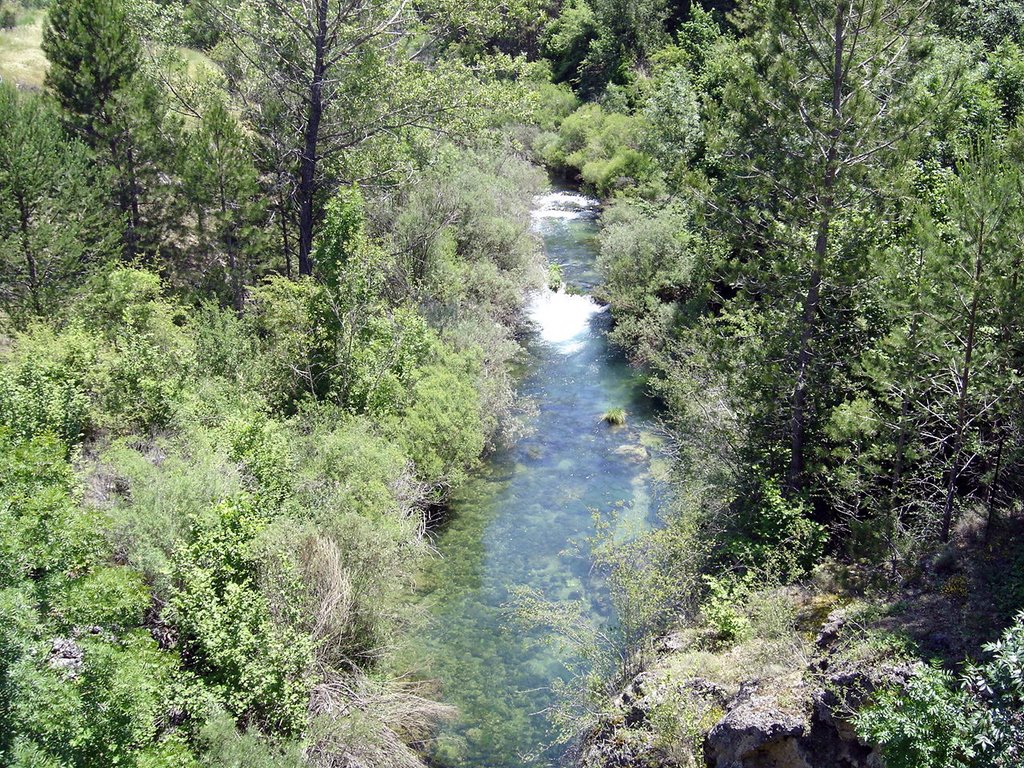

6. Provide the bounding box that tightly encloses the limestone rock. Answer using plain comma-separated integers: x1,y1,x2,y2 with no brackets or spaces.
704,683,807,768
48,637,84,678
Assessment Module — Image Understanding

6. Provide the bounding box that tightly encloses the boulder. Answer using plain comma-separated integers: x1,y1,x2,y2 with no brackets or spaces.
703,683,807,768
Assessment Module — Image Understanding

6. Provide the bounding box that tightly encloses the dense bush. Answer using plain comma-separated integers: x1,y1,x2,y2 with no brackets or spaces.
0,134,539,763
857,613,1024,768
535,102,658,196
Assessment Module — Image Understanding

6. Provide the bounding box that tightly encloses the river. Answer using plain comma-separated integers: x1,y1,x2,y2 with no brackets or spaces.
413,189,667,767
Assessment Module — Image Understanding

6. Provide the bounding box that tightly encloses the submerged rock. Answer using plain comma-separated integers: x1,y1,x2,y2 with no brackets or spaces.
613,444,648,462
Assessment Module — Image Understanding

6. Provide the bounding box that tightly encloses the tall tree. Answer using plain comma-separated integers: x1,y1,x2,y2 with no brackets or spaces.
719,0,942,494
210,0,505,276
927,141,1021,541
0,85,116,323
42,0,174,261
181,97,266,310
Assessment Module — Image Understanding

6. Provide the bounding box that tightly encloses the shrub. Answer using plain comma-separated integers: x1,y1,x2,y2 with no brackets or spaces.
75,268,194,431
392,359,484,489
8,632,187,768
248,273,433,419
856,613,1024,768
726,478,828,581
196,711,305,768
98,435,243,602
172,496,313,734
598,200,698,320
0,432,107,591
540,103,658,196
0,326,94,445
53,566,150,629
700,575,752,645
856,664,977,768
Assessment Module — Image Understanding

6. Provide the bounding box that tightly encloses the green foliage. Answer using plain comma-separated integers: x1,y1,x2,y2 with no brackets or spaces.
700,575,752,644
0,327,93,445
180,97,266,310
77,268,194,431
857,664,978,768
8,633,187,768
42,0,141,138
172,495,313,734
0,429,204,768
98,432,243,600
963,615,1024,766
857,614,1024,768
52,566,150,629
537,102,657,195
393,360,484,488
989,42,1024,123
597,200,698,318
727,479,828,581
543,0,667,96
195,712,305,768
0,0,644,761
547,262,563,290
541,0,597,85
247,273,433,418
601,407,626,425
0,83,116,323
640,65,701,182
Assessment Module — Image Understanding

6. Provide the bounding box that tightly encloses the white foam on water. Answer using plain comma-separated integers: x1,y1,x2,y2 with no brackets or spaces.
531,191,600,221
527,288,605,353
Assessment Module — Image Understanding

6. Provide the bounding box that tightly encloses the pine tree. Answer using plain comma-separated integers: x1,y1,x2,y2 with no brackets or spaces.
41,0,140,142
42,0,175,262
0,84,117,322
181,98,266,310
718,0,943,495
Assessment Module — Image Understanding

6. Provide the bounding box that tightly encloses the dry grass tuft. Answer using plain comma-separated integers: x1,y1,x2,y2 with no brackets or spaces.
307,672,456,768
300,534,356,666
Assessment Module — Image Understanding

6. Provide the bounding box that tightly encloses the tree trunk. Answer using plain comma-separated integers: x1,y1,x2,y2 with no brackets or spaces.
890,247,927,501
296,0,328,277
984,243,1019,539
940,231,984,543
985,427,1005,540
788,244,825,492
17,192,39,313
125,142,141,260
279,190,293,279
786,1,845,494
110,133,140,261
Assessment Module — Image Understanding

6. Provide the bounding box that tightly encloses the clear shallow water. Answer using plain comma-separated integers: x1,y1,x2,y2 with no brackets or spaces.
413,190,666,768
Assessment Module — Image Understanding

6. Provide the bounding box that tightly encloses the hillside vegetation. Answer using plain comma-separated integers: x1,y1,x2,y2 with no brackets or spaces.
515,1,1024,766
1,0,1024,766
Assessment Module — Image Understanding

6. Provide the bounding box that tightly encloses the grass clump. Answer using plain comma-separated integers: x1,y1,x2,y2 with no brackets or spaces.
602,408,626,426
548,262,563,291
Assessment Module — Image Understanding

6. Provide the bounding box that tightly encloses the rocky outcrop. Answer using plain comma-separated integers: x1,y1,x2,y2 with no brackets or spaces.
702,678,882,768
583,610,913,768
703,682,808,768
582,672,728,768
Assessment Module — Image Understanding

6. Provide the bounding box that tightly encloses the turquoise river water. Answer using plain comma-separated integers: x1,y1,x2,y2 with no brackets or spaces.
414,190,667,767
